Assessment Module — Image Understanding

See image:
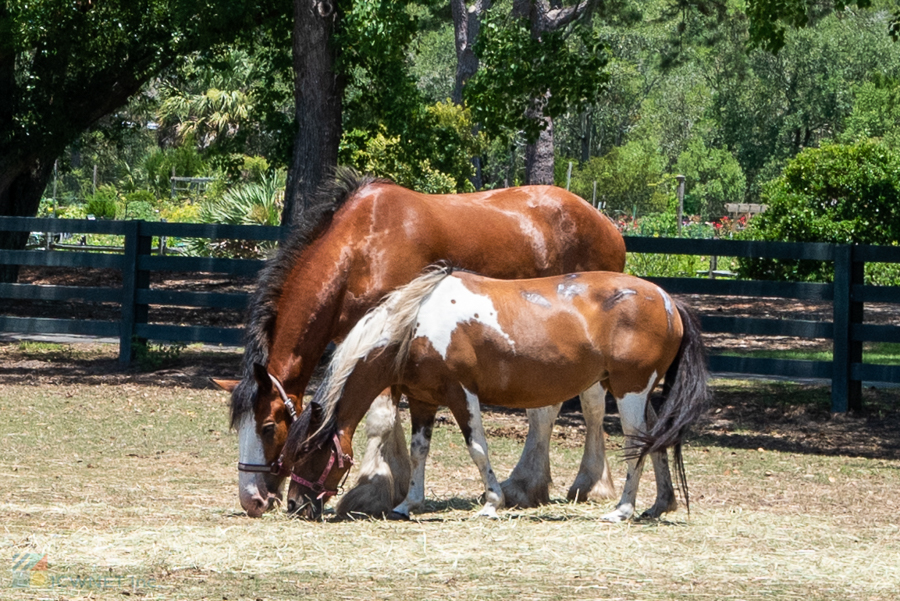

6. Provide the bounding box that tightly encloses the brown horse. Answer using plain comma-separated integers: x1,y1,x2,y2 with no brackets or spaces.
281,265,710,521
215,169,627,517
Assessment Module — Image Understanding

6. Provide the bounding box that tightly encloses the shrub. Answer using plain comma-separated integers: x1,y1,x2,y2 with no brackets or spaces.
570,141,668,215
738,139,900,282
189,170,285,258
674,139,747,221
144,142,209,198
84,185,119,219
340,102,484,193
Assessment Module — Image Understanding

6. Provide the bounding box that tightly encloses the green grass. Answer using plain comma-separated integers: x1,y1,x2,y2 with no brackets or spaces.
719,341,900,365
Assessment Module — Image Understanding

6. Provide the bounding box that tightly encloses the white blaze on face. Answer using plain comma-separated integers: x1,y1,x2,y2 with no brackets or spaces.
237,412,267,497
415,276,514,358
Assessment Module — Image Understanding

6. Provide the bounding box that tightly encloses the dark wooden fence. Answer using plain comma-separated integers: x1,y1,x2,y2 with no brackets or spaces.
1,217,279,363
2,217,899,412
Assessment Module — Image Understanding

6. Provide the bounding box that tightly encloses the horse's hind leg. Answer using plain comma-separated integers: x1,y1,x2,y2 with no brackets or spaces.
391,400,437,519
500,404,559,508
603,383,654,522
568,383,616,502
640,405,677,519
450,388,504,518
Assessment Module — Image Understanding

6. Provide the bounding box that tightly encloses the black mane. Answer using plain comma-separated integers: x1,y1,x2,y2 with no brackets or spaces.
229,167,391,427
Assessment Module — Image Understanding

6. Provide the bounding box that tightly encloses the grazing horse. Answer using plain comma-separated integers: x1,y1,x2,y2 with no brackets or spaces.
281,265,710,521
214,169,627,518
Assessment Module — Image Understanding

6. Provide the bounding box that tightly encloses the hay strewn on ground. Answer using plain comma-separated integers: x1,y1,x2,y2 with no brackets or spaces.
1,342,899,600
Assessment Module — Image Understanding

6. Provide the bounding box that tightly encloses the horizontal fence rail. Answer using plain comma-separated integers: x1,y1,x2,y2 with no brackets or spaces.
623,236,900,412
2,216,899,412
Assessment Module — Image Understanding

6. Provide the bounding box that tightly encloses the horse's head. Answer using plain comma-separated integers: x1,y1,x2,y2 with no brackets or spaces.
281,402,353,520
215,363,301,517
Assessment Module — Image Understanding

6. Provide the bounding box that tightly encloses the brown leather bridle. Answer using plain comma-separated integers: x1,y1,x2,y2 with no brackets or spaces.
236,373,298,476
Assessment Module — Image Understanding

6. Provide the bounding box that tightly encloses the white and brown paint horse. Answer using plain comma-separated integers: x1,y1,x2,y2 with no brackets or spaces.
281,265,710,521
214,169,629,517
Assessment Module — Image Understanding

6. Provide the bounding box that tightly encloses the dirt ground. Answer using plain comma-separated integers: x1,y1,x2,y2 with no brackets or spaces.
2,339,898,463
2,341,900,600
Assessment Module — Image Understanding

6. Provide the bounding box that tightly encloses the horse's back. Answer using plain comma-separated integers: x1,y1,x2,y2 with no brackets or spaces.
434,271,683,400
344,182,625,277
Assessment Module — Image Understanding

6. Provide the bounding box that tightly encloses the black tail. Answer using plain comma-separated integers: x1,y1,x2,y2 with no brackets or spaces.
641,300,711,512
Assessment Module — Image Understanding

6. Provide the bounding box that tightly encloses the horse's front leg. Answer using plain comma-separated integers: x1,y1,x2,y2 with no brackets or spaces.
603,387,652,522
391,399,436,519
335,390,410,518
568,383,616,502
500,403,559,507
449,388,504,518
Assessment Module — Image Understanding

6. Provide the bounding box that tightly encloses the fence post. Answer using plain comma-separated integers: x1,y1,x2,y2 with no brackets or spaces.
675,175,685,237
832,244,863,412
120,220,151,365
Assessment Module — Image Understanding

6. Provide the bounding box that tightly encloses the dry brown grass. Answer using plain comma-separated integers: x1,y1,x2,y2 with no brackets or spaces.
1,342,899,600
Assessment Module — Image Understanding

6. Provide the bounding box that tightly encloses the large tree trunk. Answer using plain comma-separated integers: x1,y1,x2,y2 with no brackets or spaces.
451,0,492,104
283,0,343,230
0,157,56,282
512,0,596,185
451,1,491,190
524,99,555,185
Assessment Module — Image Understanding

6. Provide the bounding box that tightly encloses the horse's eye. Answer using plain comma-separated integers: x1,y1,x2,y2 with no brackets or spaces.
261,423,276,438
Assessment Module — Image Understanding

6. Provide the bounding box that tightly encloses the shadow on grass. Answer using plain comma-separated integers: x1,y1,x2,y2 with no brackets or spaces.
0,342,243,389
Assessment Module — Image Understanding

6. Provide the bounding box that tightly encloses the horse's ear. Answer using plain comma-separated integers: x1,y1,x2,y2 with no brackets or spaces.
210,378,239,393
252,363,273,393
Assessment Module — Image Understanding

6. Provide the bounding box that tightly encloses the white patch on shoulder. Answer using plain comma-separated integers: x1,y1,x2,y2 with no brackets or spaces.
521,291,552,308
513,214,549,270
415,276,514,359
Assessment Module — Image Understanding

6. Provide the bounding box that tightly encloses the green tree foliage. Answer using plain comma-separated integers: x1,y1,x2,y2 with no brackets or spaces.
338,2,482,191
156,43,294,177
570,139,668,215
0,0,283,206
341,102,484,193
840,75,900,147
0,0,284,280
738,139,900,281
705,7,900,198
674,138,746,219
465,11,609,144
743,0,873,53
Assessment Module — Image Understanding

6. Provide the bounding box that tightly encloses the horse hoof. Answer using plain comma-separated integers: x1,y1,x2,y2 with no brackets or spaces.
387,511,410,521
475,506,501,519
601,510,630,523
